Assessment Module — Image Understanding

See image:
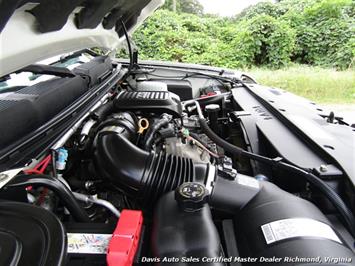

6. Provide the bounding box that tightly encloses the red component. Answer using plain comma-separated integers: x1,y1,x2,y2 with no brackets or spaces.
207,92,217,96
24,154,52,191
107,210,143,266
200,92,217,98
24,154,52,175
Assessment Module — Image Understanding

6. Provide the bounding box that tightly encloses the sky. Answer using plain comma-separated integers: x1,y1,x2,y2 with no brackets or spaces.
199,0,273,17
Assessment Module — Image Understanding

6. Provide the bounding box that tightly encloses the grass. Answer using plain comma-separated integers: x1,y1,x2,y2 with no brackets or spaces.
246,65,355,104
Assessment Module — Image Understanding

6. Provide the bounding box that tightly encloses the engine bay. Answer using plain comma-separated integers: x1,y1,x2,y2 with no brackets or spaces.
0,55,354,265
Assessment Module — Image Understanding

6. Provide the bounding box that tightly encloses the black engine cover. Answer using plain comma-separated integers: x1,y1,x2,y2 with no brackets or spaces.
114,91,182,118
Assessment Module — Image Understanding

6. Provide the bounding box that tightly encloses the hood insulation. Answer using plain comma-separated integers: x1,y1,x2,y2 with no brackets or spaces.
0,0,151,35
0,0,163,77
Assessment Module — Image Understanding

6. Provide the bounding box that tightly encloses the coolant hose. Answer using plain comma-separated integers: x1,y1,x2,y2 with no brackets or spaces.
199,118,271,163
196,102,355,237
7,174,90,222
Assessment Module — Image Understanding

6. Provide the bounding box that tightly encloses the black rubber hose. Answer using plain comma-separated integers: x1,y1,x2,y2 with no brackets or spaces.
92,101,114,121
183,93,228,109
95,112,138,141
94,129,200,206
144,116,170,150
277,162,355,237
198,117,355,237
196,94,225,107
199,119,270,163
7,174,90,222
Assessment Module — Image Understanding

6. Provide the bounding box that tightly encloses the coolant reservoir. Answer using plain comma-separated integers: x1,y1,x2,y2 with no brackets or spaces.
151,183,224,265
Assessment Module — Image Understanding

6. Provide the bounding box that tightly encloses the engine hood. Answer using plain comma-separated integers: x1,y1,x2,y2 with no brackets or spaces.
0,0,164,77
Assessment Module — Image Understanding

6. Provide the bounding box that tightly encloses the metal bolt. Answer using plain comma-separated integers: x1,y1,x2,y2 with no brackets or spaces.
320,165,328,172
85,181,94,190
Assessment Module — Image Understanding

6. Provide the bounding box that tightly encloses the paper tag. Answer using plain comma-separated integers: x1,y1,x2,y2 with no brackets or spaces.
237,175,259,189
261,218,341,245
67,233,112,254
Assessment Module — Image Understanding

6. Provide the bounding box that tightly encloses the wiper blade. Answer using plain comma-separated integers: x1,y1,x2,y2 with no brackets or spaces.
17,64,76,78
0,74,10,82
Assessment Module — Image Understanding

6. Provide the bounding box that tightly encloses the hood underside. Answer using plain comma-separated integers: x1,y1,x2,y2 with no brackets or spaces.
0,0,163,77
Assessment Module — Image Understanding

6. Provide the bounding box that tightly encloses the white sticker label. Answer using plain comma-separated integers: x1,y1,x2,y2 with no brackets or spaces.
67,233,112,254
237,175,260,189
261,218,341,245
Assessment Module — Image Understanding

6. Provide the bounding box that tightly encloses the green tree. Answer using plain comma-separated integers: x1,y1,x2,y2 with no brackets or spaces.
122,0,354,70
231,15,296,68
290,0,354,69
162,0,204,15
234,1,286,21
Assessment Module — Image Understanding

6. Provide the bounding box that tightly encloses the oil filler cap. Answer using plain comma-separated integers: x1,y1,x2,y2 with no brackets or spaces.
175,182,209,212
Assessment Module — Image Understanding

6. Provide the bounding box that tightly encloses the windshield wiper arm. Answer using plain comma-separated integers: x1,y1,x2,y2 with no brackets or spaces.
18,64,76,78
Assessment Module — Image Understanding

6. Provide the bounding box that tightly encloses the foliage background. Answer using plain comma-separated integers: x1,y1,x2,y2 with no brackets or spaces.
125,0,354,70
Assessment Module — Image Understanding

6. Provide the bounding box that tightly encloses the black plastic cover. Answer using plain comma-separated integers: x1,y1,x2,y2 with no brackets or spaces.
159,79,193,101
0,76,88,150
0,201,67,266
152,192,223,265
114,91,182,117
234,182,354,265
73,56,113,86
210,175,260,213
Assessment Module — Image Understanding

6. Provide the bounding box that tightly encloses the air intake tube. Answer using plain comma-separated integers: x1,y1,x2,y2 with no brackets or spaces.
93,112,207,207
